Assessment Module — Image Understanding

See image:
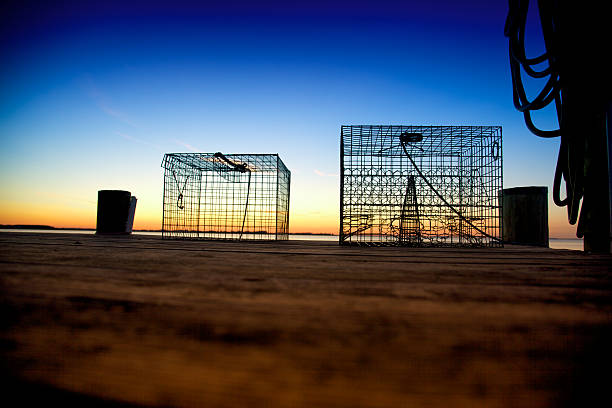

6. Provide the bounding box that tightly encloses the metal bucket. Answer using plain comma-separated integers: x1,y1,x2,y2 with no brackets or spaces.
96,190,137,234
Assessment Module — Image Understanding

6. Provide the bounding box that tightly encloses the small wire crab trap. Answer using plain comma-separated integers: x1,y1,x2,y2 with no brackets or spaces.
161,153,290,241
340,125,503,247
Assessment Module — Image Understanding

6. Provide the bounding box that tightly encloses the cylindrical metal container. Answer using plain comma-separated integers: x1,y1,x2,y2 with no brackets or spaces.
96,190,132,234
502,186,548,247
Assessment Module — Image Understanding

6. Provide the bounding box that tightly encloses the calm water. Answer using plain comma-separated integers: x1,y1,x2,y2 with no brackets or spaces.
1,229,585,250
548,238,583,251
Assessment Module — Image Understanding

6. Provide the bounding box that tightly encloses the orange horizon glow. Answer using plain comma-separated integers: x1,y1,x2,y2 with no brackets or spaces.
0,205,338,234
1,208,579,238
0,186,579,238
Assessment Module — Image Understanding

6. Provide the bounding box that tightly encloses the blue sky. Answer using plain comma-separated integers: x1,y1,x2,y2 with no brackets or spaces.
0,0,572,235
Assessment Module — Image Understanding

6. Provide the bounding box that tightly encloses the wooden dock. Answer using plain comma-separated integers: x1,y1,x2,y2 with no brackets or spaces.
1,232,611,407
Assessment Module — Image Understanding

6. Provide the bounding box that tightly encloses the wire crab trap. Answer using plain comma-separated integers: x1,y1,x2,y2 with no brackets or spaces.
162,153,290,241
340,125,503,247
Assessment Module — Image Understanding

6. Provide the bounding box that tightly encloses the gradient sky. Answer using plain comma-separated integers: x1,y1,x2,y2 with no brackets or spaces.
0,0,575,237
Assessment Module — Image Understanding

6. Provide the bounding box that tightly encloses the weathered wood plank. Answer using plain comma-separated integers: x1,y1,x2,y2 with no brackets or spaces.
1,232,611,407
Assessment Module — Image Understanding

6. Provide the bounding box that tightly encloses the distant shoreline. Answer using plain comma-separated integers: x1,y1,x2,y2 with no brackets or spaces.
0,225,337,236
1,224,58,230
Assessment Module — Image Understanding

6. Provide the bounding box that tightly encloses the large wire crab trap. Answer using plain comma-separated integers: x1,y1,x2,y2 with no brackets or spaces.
340,126,503,247
162,153,290,240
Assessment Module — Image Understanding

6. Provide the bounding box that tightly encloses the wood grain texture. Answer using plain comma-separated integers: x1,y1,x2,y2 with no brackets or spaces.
1,232,611,407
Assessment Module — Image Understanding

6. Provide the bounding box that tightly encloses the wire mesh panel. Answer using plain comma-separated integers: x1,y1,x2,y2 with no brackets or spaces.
162,153,290,241
340,125,503,247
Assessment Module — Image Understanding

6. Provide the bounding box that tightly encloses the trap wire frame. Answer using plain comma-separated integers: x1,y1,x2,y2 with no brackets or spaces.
162,153,290,241
340,125,503,247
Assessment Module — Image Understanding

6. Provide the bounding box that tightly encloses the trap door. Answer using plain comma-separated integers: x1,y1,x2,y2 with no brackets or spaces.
163,167,202,238
200,169,252,239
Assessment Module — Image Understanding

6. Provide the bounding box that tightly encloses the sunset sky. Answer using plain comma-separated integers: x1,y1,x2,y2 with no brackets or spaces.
0,0,576,237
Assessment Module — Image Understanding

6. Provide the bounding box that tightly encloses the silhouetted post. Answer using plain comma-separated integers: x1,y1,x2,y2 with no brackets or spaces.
559,3,611,253
502,187,549,247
